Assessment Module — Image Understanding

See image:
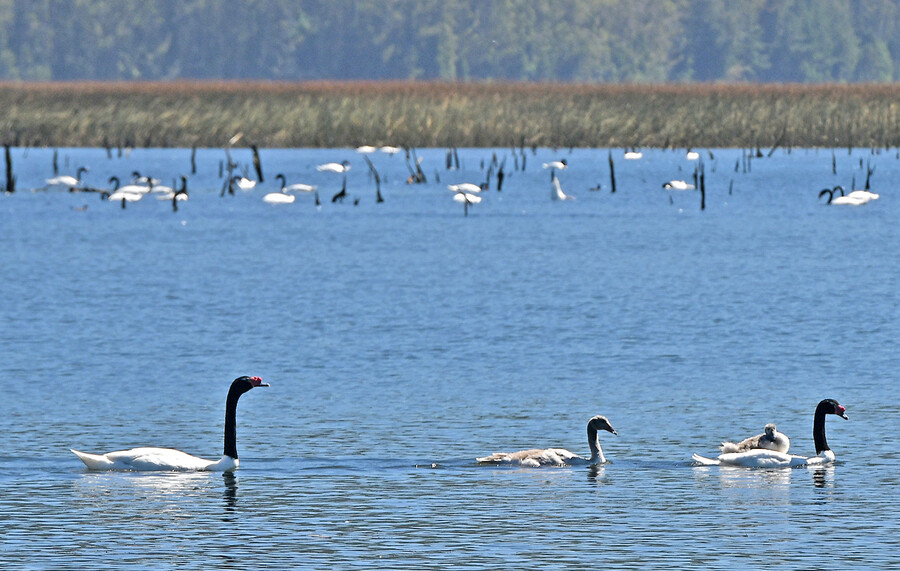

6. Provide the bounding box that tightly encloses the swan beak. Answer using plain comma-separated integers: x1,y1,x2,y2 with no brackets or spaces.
611,429,618,436
249,376,269,388
837,405,848,420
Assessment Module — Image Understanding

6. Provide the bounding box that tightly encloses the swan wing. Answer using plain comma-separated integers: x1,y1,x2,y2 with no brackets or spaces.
72,447,220,471
477,447,582,467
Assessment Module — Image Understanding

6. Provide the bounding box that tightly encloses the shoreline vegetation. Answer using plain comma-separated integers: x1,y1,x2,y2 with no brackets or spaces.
0,81,898,150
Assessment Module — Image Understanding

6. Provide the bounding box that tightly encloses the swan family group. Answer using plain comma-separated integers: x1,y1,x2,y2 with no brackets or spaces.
70,376,848,472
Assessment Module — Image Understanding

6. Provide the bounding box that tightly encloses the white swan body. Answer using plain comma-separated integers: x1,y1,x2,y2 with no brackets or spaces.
846,189,879,202
720,423,790,454
317,160,351,173
70,448,238,472
452,192,482,204
71,376,268,472
477,415,616,467
235,177,257,191
448,183,482,193
693,399,847,468
542,159,568,170
624,151,643,160
692,448,835,468
379,146,401,155
263,191,295,204
107,190,144,202
663,180,695,190
355,146,377,154
551,176,574,201
686,151,700,160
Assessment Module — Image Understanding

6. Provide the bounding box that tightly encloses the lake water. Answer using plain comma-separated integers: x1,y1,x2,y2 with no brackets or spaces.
1,146,898,568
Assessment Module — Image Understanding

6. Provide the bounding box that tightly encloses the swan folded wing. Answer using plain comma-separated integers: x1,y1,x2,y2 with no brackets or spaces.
477,448,583,467
72,447,219,471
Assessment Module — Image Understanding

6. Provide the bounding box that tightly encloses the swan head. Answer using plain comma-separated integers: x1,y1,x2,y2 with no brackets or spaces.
588,415,617,436
764,423,777,439
231,375,269,395
819,399,848,420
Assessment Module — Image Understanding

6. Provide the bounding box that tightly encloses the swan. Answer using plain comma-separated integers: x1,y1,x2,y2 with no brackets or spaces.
624,150,643,160
542,159,568,170
44,166,88,189
447,183,483,193
103,176,146,202
819,186,870,206
551,175,574,201
477,415,616,467
686,150,700,160
692,399,848,468
71,375,268,472
275,174,317,193
379,146,401,155
317,160,351,173
663,180,695,190
720,423,790,454
355,145,377,154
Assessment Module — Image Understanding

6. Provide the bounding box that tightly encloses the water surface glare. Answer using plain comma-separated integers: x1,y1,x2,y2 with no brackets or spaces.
1,147,898,568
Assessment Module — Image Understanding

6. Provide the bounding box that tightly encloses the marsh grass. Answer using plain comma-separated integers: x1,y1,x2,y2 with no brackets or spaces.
0,81,897,148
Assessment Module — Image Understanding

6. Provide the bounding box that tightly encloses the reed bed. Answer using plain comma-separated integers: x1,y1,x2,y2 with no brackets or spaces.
0,81,897,149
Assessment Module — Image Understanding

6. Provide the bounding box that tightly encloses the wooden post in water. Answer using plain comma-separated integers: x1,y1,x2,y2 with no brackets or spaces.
190,147,197,174
699,163,706,211
52,149,58,175
4,144,14,193
832,149,836,175
251,145,264,182
608,151,616,194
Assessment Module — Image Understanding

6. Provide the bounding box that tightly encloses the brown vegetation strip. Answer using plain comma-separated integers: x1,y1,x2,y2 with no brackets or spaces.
0,81,897,149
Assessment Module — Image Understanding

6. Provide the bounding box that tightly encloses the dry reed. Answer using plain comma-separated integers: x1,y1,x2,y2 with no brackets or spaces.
0,81,897,148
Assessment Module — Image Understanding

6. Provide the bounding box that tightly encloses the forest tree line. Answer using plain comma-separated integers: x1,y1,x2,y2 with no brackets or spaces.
0,0,897,83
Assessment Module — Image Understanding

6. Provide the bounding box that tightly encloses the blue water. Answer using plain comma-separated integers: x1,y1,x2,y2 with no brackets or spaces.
1,147,898,568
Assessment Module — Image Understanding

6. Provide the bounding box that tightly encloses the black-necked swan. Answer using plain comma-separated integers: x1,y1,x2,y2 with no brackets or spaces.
720,423,790,454
71,376,268,472
317,160,351,173
692,399,847,468
379,146,401,155
275,173,317,193
542,159,568,170
819,186,871,206
355,145,377,154
104,176,146,202
686,150,700,160
624,150,643,160
44,166,88,189
477,415,617,467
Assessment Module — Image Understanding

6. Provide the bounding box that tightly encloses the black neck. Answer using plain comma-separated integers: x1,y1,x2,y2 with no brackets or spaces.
223,384,245,459
813,403,829,455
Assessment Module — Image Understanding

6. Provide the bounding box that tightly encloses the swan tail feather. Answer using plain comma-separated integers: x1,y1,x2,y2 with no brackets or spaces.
70,449,115,470
692,453,720,466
